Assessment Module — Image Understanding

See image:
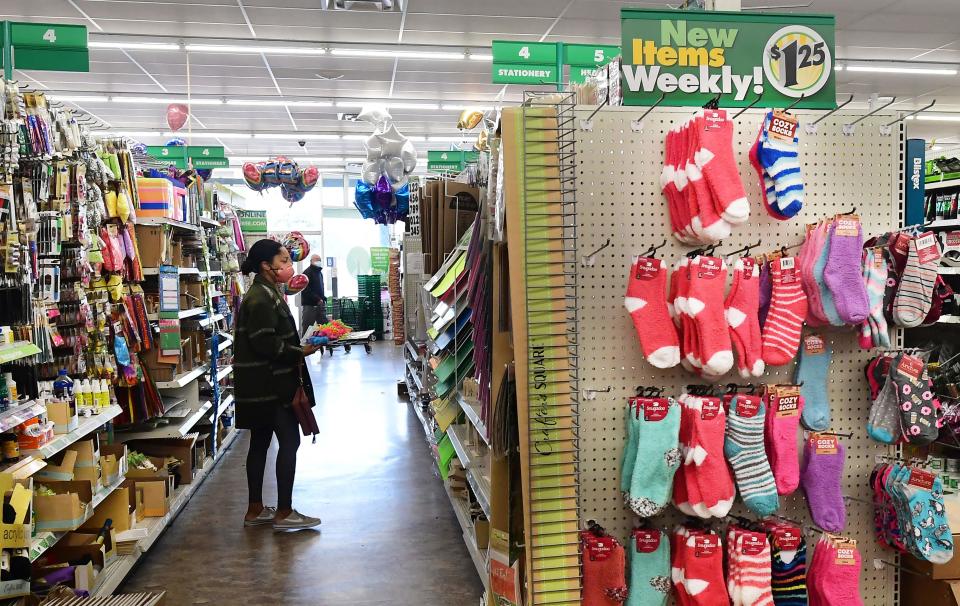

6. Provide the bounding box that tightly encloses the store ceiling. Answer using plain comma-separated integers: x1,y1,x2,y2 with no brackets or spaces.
3,0,960,163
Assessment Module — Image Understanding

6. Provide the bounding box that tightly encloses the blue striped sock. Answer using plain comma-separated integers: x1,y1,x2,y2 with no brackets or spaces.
724,396,779,516
758,119,804,218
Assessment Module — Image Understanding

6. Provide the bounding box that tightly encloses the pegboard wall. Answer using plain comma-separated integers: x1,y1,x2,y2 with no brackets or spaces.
574,106,903,604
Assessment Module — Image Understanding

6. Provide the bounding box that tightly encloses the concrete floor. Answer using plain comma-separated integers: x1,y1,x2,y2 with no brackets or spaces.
121,344,485,605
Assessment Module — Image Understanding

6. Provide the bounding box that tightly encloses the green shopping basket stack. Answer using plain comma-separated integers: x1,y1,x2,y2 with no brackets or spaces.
357,275,384,339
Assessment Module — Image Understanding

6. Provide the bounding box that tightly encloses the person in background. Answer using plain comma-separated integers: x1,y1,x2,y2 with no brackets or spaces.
300,254,327,337
236,239,322,531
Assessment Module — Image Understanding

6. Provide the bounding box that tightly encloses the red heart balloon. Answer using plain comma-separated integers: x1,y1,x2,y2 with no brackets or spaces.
166,103,189,132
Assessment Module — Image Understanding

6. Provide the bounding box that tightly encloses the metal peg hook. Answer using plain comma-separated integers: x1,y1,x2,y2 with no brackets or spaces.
783,93,806,113
873,558,931,577
581,386,611,401
581,238,611,267
579,99,608,132
884,99,937,127
811,94,855,127
843,96,897,134
733,92,764,120
633,92,668,131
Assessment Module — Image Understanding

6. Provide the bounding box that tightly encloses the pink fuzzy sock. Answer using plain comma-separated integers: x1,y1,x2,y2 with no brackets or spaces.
687,256,734,375
725,257,765,378
761,257,809,366
625,257,681,369
764,389,805,496
687,114,732,242
696,109,750,225
688,396,735,517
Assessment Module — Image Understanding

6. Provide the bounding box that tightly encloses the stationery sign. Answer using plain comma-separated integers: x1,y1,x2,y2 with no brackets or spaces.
620,9,836,109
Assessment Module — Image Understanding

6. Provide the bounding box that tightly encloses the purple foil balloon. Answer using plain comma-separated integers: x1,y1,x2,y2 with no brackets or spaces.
375,175,393,213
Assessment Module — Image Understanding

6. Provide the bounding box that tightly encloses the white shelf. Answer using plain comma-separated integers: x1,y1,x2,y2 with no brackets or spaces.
199,216,221,228
147,307,206,321
0,401,47,434
0,341,41,364
194,313,225,328
938,315,960,324
445,485,488,592
207,270,224,278
926,178,960,191
446,424,491,519
180,401,213,436
411,401,433,440
94,426,240,596
220,394,234,411
940,266,960,275
141,266,202,276
215,365,233,383
457,393,490,447
154,364,209,390
927,218,960,229
209,334,233,355
22,405,123,459
134,217,200,233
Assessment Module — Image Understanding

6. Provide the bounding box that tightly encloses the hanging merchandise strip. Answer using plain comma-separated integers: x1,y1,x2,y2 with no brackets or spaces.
575,106,902,604
503,93,581,605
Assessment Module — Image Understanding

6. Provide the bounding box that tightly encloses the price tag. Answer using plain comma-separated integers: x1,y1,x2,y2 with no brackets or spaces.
736,396,761,418
769,111,798,143
703,110,726,131
741,257,756,278
908,468,936,490
803,334,825,355
697,256,724,279
834,215,861,237
915,232,942,265
701,398,721,421
741,533,766,556
893,232,912,256
873,248,885,268
775,389,801,417
946,231,960,249
779,256,797,284
634,257,662,281
896,354,925,382
644,398,669,422
635,529,661,553
694,535,719,558
774,527,802,551
835,545,856,565
811,433,838,454
587,537,615,561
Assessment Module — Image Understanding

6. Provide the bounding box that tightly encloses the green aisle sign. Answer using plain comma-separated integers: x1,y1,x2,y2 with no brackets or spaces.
147,146,185,160
620,9,836,108
146,145,228,169
237,210,268,234
564,44,621,67
0,22,89,76
492,40,559,85
426,150,479,173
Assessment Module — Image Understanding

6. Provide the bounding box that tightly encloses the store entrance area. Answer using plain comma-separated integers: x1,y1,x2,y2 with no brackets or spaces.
119,348,483,605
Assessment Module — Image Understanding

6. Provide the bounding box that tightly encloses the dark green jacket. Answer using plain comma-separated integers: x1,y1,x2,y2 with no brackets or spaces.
234,275,314,429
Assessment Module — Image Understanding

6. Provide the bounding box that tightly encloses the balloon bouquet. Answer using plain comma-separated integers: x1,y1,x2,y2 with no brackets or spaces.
242,157,319,205
276,231,311,296
164,104,214,180
353,105,418,225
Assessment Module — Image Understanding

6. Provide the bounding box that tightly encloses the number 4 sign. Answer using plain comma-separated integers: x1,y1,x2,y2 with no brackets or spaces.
0,21,89,78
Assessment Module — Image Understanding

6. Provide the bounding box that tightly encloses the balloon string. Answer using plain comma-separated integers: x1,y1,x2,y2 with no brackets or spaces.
186,51,192,149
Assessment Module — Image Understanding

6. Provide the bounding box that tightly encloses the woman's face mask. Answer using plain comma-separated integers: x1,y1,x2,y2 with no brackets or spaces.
270,262,295,284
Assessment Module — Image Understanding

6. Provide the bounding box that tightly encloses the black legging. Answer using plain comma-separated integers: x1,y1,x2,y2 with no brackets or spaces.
246,404,301,511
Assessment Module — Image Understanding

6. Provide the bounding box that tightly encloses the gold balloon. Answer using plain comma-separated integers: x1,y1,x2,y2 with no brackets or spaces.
457,109,484,130
476,129,489,152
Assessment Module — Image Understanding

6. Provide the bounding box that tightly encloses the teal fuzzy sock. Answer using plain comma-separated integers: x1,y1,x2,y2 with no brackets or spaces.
627,398,682,517
621,400,641,505
627,528,672,606
795,343,832,431
724,395,780,516
813,230,845,326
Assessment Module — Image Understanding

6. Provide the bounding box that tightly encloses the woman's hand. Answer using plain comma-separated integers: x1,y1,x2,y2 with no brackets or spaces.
303,343,322,357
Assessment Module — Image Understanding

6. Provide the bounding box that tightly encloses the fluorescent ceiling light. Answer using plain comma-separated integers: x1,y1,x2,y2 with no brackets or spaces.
441,104,494,111
113,97,224,105
253,133,341,140
226,99,333,107
185,44,326,55
187,132,252,139
341,134,369,140
96,131,166,138
427,135,467,142
406,136,427,142
330,48,464,60
385,102,441,110
845,65,957,75
230,156,344,164
89,41,180,51
345,157,367,162
834,65,843,71
54,95,109,103
913,115,960,122
468,54,493,61
334,101,439,110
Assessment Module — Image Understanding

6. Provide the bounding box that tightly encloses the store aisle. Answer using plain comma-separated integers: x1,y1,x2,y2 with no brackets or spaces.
121,345,484,605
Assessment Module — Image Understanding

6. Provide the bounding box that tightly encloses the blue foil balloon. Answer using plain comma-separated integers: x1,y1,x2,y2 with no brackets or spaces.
395,183,410,217
353,181,376,219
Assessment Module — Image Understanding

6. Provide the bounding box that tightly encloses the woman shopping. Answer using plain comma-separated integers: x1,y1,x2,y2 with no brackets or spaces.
235,239,322,531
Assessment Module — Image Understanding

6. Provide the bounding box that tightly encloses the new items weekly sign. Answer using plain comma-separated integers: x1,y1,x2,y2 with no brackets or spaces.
621,9,836,109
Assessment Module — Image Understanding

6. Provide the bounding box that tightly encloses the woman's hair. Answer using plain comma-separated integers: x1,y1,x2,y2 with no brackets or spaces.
241,239,284,275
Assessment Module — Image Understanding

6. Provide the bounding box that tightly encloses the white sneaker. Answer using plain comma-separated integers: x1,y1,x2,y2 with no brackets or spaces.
273,509,321,531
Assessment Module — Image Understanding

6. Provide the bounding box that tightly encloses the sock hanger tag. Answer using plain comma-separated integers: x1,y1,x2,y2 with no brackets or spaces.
741,256,757,277
634,257,662,281
773,385,801,417
803,334,826,355
834,214,861,237
915,232,942,265
769,111,798,142
908,467,936,490
735,395,761,418
634,529,661,553
810,433,838,454
779,256,798,284
703,109,726,131
697,256,723,279
694,534,719,557
773,527,802,551
643,398,669,422
896,354,925,382
741,532,766,555
835,544,857,565
701,397,721,421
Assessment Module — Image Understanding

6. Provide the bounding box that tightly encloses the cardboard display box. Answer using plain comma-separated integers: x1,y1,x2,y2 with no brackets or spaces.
123,478,169,519
36,542,106,593
99,443,128,487
0,476,32,549
72,463,102,494
81,487,132,533
35,450,78,482
33,480,93,532
141,346,179,382
904,543,960,580
133,224,169,268
124,436,197,486
46,401,79,435
67,436,100,467
64,528,118,564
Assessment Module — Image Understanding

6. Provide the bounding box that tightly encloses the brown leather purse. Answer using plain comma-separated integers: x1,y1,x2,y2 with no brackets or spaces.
292,364,319,442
